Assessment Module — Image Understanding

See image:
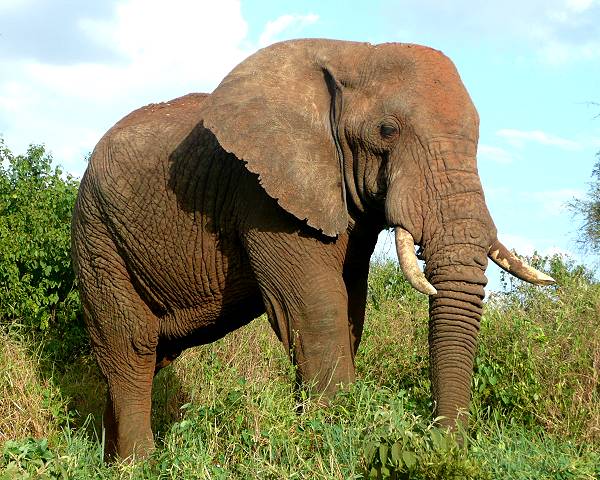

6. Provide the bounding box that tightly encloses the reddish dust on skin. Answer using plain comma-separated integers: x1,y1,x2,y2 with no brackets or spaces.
112,93,209,131
369,44,478,131
416,49,478,146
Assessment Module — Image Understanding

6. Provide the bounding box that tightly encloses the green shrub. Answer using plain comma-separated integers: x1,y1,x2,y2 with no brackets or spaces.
470,422,600,480
0,139,84,360
367,259,424,310
360,260,431,413
1,255,598,478
474,253,600,442
1,437,55,478
362,396,486,479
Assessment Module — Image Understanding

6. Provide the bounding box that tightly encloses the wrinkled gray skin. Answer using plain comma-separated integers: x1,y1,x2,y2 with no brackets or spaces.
72,39,546,460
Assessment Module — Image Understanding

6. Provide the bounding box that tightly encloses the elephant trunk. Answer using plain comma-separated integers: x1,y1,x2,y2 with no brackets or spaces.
425,250,488,428
421,216,491,427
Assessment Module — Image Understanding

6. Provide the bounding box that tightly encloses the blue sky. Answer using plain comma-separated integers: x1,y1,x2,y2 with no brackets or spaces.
1,0,599,290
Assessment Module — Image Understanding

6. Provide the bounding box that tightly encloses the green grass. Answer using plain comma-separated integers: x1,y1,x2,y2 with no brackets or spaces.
1,256,599,479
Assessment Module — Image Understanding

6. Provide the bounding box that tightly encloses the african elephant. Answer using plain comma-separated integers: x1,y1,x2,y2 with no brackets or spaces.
71,38,553,460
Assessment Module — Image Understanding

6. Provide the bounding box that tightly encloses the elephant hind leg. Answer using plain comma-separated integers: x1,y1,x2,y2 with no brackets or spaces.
85,296,158,460
77,248,159,461
102,388,155,461
102,374,155,461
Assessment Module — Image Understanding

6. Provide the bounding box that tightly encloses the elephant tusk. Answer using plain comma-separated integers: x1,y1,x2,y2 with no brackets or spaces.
488,239,555,286
394,227,437,296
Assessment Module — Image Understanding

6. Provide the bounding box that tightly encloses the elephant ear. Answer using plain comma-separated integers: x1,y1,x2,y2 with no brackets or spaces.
201,39,353,237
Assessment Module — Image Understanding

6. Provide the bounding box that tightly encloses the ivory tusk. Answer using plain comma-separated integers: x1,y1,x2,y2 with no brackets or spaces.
394,227,437,296
488,239,555,285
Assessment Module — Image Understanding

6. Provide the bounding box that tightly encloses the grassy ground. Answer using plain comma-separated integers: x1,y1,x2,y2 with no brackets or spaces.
1,257,599,479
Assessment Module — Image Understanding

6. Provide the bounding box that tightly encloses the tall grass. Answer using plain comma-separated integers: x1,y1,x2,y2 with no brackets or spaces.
1,256,599,479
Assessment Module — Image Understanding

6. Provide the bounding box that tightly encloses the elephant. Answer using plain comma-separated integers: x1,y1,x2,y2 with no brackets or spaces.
71,38,554,460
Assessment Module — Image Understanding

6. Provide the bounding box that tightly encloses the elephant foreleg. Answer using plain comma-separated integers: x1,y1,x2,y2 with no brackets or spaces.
262,279,354,398
343,224,380,358
245,233,355,399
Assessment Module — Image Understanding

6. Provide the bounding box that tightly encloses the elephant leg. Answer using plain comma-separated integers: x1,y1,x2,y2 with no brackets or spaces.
343,226,378,358
99,348,156,461
245,235,354,399
265,279,354,398
78,256,158,461
101,385,155,461
344,273,369,358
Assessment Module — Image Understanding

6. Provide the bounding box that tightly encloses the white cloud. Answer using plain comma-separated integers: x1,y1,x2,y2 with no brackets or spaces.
538,39,600,65
536,0,600,63
497,128,581,150
258,13,319,47
81,0,249,92
495,234,575,259
0,0,251,174
0,79,38,113
390,0,600,65
566,0,595,13
373,229,396,261
478,144,515,164
499,233,538,257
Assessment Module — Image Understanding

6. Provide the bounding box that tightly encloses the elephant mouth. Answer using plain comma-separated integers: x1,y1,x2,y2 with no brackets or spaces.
393,226,555,295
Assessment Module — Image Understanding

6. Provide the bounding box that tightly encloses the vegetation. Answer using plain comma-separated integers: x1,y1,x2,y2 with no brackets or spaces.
571,150,600,253
0,139,84,362
1,141,599,478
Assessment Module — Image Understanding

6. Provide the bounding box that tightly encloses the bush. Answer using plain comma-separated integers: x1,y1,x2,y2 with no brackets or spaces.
0,139,84,360
362,396,485,479
475,253,600,442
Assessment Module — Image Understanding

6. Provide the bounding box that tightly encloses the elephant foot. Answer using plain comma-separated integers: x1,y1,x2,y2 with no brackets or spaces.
102,388,155,461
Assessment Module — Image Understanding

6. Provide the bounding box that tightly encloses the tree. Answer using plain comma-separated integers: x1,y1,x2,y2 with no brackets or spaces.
570,151,600,253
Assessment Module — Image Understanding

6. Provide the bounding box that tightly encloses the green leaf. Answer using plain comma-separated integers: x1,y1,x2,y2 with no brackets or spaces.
365,441,378,463
391,442,402,465
430,428,447,451
402,450,417,470
379,443,389,466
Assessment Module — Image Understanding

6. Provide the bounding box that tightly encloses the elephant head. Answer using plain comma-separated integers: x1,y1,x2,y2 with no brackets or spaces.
201,39,553,427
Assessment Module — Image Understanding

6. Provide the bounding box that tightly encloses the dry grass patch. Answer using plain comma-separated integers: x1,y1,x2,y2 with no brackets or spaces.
0,332,67,446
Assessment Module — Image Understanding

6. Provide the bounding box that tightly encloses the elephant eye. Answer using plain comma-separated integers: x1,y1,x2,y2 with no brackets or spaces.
379,123,399,139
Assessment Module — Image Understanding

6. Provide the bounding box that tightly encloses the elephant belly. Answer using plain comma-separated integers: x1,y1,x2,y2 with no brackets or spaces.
124,233,265,344
158,287,266,351
124,254,263,369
